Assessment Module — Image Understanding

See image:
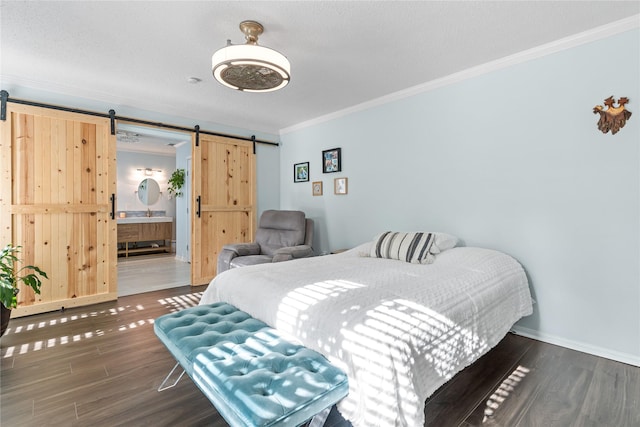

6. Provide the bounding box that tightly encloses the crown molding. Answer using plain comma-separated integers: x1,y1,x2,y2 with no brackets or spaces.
280,14,640,135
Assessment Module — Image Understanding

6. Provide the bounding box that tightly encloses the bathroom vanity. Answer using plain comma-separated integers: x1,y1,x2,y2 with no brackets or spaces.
117,216,173,257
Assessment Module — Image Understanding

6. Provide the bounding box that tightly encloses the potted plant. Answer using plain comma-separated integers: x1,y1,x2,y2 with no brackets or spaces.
168,168,185,198
1,244,48,337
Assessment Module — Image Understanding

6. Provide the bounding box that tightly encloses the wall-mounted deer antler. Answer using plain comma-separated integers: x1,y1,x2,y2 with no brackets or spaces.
593,96,632,135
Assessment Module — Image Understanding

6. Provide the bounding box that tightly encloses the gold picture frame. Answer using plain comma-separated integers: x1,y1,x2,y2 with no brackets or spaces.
312,181,323,196
334,177,348,195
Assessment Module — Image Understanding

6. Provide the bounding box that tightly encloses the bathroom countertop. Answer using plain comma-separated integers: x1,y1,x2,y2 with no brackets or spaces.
117,216,173,224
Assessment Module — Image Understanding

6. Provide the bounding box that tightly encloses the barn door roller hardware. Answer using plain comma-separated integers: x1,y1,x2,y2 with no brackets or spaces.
0,90,8,121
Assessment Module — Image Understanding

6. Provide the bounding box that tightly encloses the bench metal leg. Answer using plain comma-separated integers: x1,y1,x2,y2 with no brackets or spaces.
308,406,331,427
158,362,185,392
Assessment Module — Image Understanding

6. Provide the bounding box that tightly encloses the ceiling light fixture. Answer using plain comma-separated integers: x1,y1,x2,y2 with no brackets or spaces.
211,20,290,93
116,131,140,143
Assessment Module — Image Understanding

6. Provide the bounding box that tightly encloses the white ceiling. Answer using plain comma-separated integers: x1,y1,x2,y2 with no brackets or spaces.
2,1,639,142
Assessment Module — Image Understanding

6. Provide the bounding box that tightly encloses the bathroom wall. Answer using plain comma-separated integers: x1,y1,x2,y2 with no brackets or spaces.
116,150,177,221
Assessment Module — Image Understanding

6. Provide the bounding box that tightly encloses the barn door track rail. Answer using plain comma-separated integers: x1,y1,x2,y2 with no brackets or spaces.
0,90,278,147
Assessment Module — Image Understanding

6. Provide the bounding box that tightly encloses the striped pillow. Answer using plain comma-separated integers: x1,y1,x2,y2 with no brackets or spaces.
370,232,435,264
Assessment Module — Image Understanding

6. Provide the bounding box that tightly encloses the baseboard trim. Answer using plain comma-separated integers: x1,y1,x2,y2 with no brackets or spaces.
11,292,118,318
512,325,640,367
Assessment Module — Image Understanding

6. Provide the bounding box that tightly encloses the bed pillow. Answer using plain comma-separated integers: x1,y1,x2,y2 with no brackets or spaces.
430,232,459,254
370,231,436,264
369,231,459,264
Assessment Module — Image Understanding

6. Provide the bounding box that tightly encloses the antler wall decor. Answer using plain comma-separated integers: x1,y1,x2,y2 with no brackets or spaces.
593,96,632,135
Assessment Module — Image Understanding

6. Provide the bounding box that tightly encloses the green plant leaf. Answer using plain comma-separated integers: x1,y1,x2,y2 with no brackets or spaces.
167,168,185,198
0,244,48,309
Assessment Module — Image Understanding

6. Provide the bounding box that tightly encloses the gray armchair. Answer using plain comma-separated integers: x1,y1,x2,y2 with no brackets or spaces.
217,210,314,274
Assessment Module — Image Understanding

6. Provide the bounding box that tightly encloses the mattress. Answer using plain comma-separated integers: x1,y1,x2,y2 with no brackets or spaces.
200,243,533,427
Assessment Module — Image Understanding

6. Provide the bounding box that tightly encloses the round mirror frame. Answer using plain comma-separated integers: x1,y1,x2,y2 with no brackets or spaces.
138,178,161,205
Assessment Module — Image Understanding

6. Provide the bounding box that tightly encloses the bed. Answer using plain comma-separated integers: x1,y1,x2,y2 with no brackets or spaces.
200,235,533,427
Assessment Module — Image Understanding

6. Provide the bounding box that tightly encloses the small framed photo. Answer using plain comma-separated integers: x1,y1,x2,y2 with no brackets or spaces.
312,181,323,196
322,147,342,173
334,177,348,195
294,162,309,182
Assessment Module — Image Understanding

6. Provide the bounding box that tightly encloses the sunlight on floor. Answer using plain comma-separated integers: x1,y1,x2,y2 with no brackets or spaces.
2,292,203,359
483,365,530,422
158,291,203,312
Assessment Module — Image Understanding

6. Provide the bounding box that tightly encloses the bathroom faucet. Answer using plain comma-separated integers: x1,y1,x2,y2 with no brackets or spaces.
146,208,151,217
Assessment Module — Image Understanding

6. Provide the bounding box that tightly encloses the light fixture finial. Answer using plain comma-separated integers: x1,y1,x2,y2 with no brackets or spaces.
240,20,263,44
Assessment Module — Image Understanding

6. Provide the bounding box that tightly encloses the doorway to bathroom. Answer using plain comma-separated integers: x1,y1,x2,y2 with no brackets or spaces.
118,253,190,296
116,124,191,297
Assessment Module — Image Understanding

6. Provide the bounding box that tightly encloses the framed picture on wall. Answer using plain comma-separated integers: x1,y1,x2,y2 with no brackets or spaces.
334,177,348,195
322,148,342,173
294,162,309,182
312,181,323,196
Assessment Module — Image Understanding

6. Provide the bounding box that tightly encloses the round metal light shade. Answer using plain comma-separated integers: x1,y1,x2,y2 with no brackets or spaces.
212,44,291,92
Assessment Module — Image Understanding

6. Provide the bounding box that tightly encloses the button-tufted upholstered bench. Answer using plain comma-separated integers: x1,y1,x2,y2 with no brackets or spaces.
154,302,348,427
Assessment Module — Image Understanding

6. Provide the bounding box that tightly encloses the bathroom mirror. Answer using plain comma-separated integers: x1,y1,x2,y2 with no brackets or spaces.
137,178,161,205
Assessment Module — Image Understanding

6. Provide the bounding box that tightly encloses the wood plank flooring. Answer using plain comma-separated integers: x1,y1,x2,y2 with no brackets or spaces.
1,286,639,426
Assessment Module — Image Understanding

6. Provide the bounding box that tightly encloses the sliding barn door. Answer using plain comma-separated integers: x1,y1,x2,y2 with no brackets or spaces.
0,104,117,317
191,134,255,285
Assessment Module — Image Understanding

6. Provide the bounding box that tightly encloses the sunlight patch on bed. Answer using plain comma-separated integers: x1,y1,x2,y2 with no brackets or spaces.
270,279,490,425
271,281,486,425
275,279,365,335
337,298,490,426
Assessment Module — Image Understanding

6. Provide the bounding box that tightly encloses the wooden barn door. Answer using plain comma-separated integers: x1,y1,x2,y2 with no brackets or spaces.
0,104,117,317
191,134,255,285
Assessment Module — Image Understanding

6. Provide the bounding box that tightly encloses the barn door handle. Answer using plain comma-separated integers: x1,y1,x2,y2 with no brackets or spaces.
196,195,201,218
110,194,115,220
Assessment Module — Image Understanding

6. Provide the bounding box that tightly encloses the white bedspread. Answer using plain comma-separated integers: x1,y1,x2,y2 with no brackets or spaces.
200,243,533,427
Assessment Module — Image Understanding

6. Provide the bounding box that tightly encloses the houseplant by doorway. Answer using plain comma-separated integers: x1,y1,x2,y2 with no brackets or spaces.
167,168,185,198
1,244,48,337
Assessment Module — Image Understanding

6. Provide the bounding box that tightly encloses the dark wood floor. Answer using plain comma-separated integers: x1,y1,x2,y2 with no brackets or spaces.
1,286,638,427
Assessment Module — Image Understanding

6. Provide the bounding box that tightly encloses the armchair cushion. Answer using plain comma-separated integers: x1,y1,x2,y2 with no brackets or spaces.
230,255,274,268
256,210,306,256
272,245,315,263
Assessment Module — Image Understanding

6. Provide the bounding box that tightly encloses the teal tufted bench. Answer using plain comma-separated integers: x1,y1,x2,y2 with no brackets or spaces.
154,302,349,427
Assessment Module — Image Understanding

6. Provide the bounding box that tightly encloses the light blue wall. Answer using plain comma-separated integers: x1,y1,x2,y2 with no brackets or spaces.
280,30,640,364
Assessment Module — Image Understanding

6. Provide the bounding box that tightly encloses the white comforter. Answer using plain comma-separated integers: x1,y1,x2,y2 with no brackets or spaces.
200,243,533,427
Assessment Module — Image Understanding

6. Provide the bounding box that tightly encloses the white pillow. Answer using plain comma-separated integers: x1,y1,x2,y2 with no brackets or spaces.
431,232,459,254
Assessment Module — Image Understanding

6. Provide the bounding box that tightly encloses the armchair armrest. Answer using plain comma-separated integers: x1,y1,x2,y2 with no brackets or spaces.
222,242,261,256
217,243,261,274
272,245,315,263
